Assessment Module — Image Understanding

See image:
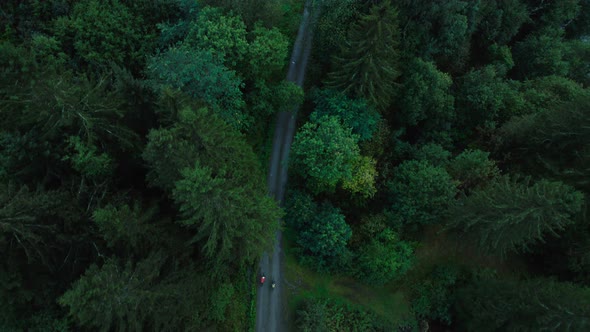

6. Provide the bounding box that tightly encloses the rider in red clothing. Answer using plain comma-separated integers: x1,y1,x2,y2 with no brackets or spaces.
260,274,266,284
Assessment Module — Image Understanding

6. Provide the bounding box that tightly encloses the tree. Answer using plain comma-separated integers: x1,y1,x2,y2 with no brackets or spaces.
396,0,474,71
387,160,457,227
146,48,247,130
498,95,590,191
291,116,361,194
183,6,248,68
341,156,378,199
326,0,401,110
310,89,381,141
455,278,590,331
446,176,584,256
354,229,414,285
412,143,451,168
298,203,352,271
519,75,590,116
447,149,500,193
455,65,524,131
411,266,461,325
52,0,151,73
472,0,529,46
396,58,454,132
143,107,281,266
512,28,570,79
247,24,289,80
92,201,159,253
59,254,211,332
173,162,281,265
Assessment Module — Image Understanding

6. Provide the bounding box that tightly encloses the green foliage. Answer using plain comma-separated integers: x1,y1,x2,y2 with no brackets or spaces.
354,229,414,285
310,89,381,141
396,58,454,131
473,0,529,46
52,0,151,72
341,156,378,199
63,136,114,181
314,0,362,63
513,28,570,79
59,254,209,332
173,162,281,265
199,0,286,28
387,160,457,227
248,80,304,118
411,266,461,325
291,116,361,194
184,6,248,67
298,203,352,271
397,0,473,70
412,143,451,168
520,75,590,115
146,48,247,130
92,202,158,252
296,297,390,332
326,1,401,110
210,283,235,322
247,24,289,79
144,107,281,266
498,95,590,190
447,176,584,256
447,149,500,192
455,278,590,332
455,65,524,130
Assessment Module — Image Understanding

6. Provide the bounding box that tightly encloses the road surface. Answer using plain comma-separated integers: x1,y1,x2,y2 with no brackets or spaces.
255,1,318,331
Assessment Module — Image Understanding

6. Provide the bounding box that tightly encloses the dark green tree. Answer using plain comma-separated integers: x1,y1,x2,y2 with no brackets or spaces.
143,107,281,266
447,149,500,193
498,95,590,191
447,176,584,256
146,48,247,130
52,0,151,72
298,203,352,270
455,278,590,332
326,0,401,110
354,228,414,285
173,162,281,265
310,89,381,141
387,160,457,227
396,58,454,132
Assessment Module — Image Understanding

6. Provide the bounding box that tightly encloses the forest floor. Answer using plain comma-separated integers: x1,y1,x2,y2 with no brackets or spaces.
282,234,412,331
282,224,528,330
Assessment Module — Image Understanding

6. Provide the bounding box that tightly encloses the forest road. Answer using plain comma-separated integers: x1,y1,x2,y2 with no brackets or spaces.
255,1,317,332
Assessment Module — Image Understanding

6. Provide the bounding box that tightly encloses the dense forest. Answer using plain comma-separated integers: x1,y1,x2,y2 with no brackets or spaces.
0,0,589,331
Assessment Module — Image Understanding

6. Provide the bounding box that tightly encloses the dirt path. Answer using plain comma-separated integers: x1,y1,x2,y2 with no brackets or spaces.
255,1,318,331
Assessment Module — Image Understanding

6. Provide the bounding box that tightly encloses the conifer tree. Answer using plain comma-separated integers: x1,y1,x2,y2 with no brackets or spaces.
447,176,584,256
456,278,590,331
326,0,401,111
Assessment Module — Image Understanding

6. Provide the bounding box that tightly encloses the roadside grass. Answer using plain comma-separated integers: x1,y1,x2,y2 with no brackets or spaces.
282,224,529,330
283,234,411,330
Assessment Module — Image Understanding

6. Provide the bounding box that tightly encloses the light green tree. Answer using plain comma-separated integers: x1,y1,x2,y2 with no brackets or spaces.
291,116,361,194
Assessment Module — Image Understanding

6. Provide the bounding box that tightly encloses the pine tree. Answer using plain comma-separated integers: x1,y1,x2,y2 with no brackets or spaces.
446,176,584,256
326,0,401,111
455,278,590,331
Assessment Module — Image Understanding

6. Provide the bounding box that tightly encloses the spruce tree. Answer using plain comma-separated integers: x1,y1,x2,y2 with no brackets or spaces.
455,278,590,331
446,176,584,256
326,0,400,111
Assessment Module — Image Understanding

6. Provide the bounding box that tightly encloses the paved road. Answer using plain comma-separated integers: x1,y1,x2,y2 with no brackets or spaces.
255,1,317,332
